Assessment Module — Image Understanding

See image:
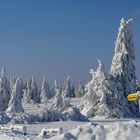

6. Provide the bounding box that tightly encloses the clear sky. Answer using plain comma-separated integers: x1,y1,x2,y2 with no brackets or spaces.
0,0,140,84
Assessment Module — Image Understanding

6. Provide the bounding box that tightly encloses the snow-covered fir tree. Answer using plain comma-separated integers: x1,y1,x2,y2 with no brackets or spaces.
51,80,59,97
109,18,139,117
51,86,70,112
105,75,133,118
10,76,17,92
80,60,110,118
23,78,32,103
31,77,40,103
75,85,85,97
6,78,24,117
71,83,75,97
80,18,139,118
62,76,75,97
0,67,10,111
51,88,63,112
40,77,52,103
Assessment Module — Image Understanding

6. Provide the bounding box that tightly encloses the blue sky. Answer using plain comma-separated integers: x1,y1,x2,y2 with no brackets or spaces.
0,0,140,84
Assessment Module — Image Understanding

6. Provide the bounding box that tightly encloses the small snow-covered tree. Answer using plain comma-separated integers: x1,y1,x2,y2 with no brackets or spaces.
10,76,17,92
51,80,59,97
71,83,75,97
51,88,63,112
6,78,24,117
62,76,75,97
31,77,40,103
80,60,110,118
0,67,10,111
23,78,32,103
40,77,52,103
110,18,139,116
75,85,85,97
51,86,70,112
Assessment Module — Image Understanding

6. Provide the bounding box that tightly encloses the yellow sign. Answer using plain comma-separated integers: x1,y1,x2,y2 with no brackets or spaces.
127,93,139,101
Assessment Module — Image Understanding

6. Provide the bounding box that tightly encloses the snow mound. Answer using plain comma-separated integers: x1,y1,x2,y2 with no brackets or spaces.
9,107,88,124
49,120,140,140
9,111,61,124
62,107,88,121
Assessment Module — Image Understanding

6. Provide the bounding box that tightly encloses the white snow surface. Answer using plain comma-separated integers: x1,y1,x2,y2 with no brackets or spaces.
0,98,140,140
49,120,140,140
1,119,140,140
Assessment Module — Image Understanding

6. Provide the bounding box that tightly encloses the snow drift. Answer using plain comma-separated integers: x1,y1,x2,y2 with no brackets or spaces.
50,120,140,140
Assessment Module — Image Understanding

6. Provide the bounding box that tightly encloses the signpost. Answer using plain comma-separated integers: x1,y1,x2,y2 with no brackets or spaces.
127,91,140,114
127,93,139,101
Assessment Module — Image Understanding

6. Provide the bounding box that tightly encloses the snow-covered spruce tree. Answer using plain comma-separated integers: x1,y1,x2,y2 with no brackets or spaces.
0,67,10,111
71,83,75,97
31,77,40,103
6,78,24,117
40,77,52,103
62,76,75,97
51,80,59,97
80,60,110,118
23,78,32,103
51,88,63,112
105,75,133,118
110,18,139,117
75,85,85,97
10,76,17,92
51,86,70,112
